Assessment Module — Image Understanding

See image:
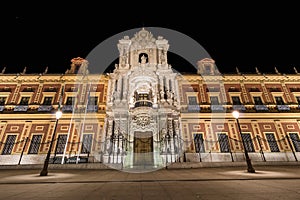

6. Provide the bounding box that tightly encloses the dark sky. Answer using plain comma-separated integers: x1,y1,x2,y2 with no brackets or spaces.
1,2,299,75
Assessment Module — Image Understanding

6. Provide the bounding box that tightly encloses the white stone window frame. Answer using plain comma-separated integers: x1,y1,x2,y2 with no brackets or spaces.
207,92,221,104
18,92,34,105
186,92,199,104
30,133,44,145
228,92,243,104
249,92,264,104
88,92,101,105
271,92,285,104
291,92,300,104
192,132,205,152
80,133,94,155
64,92,77,105
41,92,56,105
0,92,11,105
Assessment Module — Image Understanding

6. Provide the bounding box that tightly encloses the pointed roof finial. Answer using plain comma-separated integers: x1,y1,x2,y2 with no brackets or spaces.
1,67,6,74
22,66,27,74
43,66,48,74
236,67,241,75
293,67,299,74
275,67,280,74
255,67,261,74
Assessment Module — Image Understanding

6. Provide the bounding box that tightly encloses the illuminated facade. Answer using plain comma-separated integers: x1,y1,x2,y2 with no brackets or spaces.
0,29,299,167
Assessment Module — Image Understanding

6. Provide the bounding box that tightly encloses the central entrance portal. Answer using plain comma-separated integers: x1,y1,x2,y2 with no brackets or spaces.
134,131,153,166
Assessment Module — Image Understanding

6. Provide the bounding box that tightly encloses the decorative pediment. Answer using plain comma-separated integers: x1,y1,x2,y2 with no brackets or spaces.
131,28,156,49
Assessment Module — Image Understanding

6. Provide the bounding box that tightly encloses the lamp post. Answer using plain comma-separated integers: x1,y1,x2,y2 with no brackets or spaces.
40,110,62,176
232,110,255,173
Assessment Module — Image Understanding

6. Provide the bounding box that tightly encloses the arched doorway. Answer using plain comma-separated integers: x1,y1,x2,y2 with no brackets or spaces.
133,131,153,166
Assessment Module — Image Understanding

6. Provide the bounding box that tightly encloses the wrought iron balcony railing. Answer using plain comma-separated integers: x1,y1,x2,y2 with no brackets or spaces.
37,105,53,112
134,100,153,108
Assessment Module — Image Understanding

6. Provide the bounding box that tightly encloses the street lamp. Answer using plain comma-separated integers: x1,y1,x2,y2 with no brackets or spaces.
232,110,255,173
40,110,62,176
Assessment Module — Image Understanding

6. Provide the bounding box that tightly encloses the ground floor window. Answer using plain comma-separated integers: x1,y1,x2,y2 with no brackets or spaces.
81,134,93,153
1,135,17,155
289,133,300,152
28,135,42,154
218,133,230,153
265,133,280,152
241,133,255,152
55,134,67,154
194,133,205,153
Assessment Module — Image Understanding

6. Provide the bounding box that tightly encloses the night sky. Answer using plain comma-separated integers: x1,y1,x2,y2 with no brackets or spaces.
1,2,299,75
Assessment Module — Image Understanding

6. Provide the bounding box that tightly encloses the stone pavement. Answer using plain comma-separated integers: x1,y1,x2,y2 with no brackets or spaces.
0,164,300,199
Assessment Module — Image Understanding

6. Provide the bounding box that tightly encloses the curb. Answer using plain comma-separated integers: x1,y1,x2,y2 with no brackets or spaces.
0,161,299,170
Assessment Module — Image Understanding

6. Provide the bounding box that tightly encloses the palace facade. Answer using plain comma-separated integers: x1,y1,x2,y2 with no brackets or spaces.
0,29,299,168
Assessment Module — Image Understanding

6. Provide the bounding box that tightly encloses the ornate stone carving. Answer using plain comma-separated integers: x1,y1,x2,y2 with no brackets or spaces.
134,114,151,128
131,28,156,50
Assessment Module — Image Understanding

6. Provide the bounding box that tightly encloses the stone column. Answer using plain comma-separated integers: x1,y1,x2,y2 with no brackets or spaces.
159,77,165,101
34,82,44,103
261,81,271,103
123,76,128,101
168,118,174,154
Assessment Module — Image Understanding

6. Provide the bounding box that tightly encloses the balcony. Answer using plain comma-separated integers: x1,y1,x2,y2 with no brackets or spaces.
62,105,74,112
38,105,53,112
86,105,98,112
211,105,224,111
188,105,201,112
255,105,268,111
134,100,153,108
232,105,246,111
14,105,29,112
277,105,290,111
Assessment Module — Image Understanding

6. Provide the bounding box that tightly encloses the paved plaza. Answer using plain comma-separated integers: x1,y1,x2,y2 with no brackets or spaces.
0,164,300,199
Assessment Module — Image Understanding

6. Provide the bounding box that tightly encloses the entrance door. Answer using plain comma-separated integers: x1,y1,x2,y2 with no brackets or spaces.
134,132,153,166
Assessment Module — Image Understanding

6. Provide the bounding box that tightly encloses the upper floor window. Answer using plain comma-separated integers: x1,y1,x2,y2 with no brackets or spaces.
0,97,7,105
210,96,219,105
88,96,98,105
275,96,284,105
43,97,53,105
205,65,211,74
188,96,198,105
138,93,149,101
253,96,263,105
232,96,241,105
19,97,30,105
296,96,300,104
66,97,75,105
